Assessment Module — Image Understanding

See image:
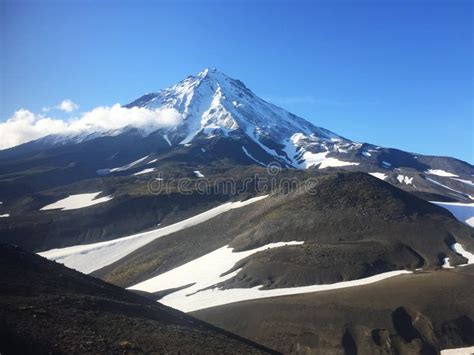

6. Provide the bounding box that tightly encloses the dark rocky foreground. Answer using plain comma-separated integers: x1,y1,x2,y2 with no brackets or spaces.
194,266,474,354
0,244,276,354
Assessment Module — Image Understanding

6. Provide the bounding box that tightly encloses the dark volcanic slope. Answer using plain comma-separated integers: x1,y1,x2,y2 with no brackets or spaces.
0,245,275,354
0,165,296,252
194,267,474,354
95,172,473,289
218,172,474,290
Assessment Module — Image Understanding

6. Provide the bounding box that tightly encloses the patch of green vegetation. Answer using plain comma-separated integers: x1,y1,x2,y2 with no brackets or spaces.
103,255,162,287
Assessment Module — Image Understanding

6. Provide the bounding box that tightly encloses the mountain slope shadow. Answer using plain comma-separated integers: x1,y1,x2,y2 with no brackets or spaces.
0,244,276,354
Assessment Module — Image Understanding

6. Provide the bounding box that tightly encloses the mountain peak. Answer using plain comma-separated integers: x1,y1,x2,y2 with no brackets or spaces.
197,67,218,78
195,68,232,84
123,68,345,158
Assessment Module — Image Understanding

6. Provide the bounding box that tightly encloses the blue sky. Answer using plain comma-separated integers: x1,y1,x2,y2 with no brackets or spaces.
1,0,472,162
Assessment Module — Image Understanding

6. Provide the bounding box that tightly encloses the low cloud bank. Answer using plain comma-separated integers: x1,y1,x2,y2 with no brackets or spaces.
0,104,182,150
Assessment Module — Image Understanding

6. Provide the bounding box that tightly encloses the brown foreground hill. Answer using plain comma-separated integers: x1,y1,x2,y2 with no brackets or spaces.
0,244,275,354
194,266,474,354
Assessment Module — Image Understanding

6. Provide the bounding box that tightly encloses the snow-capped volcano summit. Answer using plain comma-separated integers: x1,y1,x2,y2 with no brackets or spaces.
124,68,351,168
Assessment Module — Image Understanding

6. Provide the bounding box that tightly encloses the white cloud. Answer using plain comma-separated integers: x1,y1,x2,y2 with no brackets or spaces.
0,104,182,150
58,99,79,112
42,99,79,113
0,109,69,150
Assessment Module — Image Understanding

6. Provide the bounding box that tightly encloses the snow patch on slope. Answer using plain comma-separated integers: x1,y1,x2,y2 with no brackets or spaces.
163,134,172,146
441,346,474,354
397,175,413,185
283,134,359,169
129,241,305,312
130,244,411,312
40,192,113,211
318,157,359,169
426,169,459,178
38,195,268,274
133,168,156,176
109,155,150,172
369,172,388,181
442,257,454,269
451,178,474,187
451,243,474,266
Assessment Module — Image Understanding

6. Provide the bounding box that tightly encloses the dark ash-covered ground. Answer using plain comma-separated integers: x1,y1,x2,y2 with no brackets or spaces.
194,266,474,354
0,244,276,354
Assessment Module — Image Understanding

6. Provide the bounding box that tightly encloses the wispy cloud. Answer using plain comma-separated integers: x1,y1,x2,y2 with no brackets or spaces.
57,99,79,112
0,104,182,150
42,99,79,113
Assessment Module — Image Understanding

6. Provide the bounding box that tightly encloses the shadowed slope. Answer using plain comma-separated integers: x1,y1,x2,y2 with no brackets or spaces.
0,245,276,354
